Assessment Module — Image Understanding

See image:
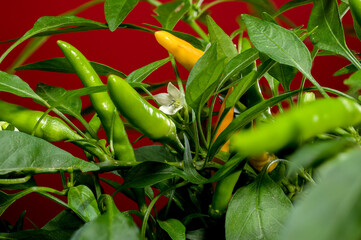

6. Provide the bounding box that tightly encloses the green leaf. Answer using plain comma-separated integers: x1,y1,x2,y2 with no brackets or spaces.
16,58,126,77
244,14,330,96
186,44,224,112
123,162,186,188
183,135,207,184
273,0,312,17
154,0,191,30
127,57,171,83
221,48,259,84
280,148,361,240
0,16,106,64
243,14,312,76
287,138,356,176
344,69,361,95
36,83,82,117
0,131,99,175
333,63,361,76
207,16,238,62
226,173,292,240
71,195,140,240
134,145,178,162
158,218,186,240
68,185,101,222
42,210,84,231
0,71,42,101
104,0,139,32
207,154,246,183
308,0,358,67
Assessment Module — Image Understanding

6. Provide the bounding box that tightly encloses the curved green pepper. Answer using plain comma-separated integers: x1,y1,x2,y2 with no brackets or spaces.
0,99,80,142
107,74,183,151
57,40,135,162
230,98,361,156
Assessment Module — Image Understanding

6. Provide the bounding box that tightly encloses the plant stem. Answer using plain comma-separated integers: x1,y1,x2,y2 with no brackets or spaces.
187,20,209,42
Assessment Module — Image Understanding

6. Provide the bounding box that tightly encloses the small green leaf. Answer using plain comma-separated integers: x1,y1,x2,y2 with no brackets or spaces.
0,71,42,101
0,16,106,64
158,219,186,240
71,195,140,240
186,44,225,112
280,148,361,240
16,58,126,77
123,162,186,188
154,0,190,30
42,210,83,232
344,69,361,96
36,83,82,117
226,173,292,240
273,0,312,17
68,185,100,222
308,0,354,63
0,131,99,175
207,16,238,62
134,145,178,162
183,135,207,184
127,57,171,83
104,0,139,32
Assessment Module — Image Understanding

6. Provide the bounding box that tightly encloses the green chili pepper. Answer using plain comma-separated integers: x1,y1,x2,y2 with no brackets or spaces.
230,98,361,156
0,99,80,142
57,40,135,162
350,0,361,26
107,74,183,151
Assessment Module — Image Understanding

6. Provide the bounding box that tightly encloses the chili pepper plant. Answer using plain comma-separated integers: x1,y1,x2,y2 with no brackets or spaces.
1,0,361,239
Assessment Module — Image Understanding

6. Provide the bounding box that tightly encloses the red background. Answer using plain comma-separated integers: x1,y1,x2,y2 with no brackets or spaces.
0,0,358,229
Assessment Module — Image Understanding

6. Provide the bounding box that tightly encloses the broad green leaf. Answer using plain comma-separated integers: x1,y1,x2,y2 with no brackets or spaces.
308,0,358,67
287,138,356,176
104,0,139,32
0,229,78,240
183,135,207,184
36,83,82,117
71,195,140,240
145,24,206,50
207,16,238,62
0,16,106,64
280,148,361,240
243,14,311,76
226,173,292,240
186,44,224,111
134,145,178,162
0,131,99,175
42,210,83,231
221,48,259,84
154,0,191,30
158,219,186,240
68,185,100,222
123,162,186,188
16,58,126,77
127,57,171,83
0,186,64,216
0,71,42,101
273,0,312,17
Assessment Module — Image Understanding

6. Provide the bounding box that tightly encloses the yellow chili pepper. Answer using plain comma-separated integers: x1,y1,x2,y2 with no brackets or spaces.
154,31,204,71
248,152,278,173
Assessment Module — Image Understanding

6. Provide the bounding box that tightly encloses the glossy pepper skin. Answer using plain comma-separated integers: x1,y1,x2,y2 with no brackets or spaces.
107,74,183,151
155,31,204,71
0,100,80,142
57,40,135,162
350,0,361,26
230,98,361,156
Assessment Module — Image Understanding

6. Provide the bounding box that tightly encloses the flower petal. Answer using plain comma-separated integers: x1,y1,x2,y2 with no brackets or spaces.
167,82,182,100
154,93,172,106
159,105,178,115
